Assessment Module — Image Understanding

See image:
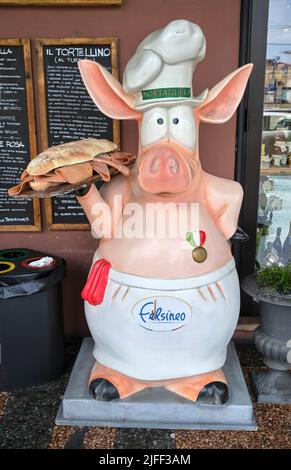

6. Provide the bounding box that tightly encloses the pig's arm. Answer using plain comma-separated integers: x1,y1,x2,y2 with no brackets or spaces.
203,173,243,240
75,185,105,227
75,175,131,238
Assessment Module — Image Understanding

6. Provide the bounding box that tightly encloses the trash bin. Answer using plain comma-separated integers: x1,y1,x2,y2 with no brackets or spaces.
0,248,66,391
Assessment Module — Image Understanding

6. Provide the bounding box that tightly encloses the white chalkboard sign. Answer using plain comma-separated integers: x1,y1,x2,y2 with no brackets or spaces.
36,38,119,230
0,39,41,232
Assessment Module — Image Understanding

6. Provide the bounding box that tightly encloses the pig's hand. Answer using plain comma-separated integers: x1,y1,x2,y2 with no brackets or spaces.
203,173,243,240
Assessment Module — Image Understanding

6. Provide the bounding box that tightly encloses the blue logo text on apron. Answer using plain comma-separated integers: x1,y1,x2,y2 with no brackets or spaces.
132,296,192,332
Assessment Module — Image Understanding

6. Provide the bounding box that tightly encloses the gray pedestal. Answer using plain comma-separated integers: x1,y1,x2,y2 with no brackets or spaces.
250,370,291,404
56,338,257,430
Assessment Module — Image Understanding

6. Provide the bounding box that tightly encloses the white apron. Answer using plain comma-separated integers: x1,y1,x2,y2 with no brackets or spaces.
84,254,240,381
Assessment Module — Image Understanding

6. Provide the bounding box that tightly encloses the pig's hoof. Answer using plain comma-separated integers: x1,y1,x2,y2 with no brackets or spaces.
196,381,229,405
89,378,120,401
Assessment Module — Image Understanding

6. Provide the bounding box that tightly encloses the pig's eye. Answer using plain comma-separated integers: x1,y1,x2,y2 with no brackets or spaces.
169,105,196,150
141,108,168,147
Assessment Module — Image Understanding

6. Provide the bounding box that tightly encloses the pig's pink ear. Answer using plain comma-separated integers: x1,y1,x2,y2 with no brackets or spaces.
196,64,253,124
78,60,141,121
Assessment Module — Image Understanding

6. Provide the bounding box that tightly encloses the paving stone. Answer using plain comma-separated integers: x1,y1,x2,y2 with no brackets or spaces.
83,427,116,449
49,425,77,449
0,392,9,417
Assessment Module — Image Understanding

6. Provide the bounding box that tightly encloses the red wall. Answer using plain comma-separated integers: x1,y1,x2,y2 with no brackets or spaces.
0,0,241,336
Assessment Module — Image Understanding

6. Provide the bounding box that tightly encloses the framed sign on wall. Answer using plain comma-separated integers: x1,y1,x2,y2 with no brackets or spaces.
0,39,41,232
36,37,119,230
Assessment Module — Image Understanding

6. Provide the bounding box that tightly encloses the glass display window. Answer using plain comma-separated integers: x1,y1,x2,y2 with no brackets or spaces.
256,0,291,268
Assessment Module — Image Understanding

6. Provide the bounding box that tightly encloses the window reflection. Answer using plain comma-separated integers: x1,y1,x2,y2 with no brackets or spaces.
256,0,291,268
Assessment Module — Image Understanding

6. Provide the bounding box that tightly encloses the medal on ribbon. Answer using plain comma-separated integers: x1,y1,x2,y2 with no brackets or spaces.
186,230,207,263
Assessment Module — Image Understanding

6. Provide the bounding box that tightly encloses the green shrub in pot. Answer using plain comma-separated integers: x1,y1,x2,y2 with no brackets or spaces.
257,264,291,295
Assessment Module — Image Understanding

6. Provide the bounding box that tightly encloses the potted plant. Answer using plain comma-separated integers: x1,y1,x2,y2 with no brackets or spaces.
242,264,291,403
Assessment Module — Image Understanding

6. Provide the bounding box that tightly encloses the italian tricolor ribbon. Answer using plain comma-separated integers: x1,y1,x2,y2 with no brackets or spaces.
186,230,206,248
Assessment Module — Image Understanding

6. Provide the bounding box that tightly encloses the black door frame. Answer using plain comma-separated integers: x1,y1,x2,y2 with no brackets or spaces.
235,0,270,313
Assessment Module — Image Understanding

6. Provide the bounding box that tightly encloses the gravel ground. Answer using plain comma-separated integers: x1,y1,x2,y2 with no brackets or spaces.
0,341,290,449
0,340,80,449
115,429,176,449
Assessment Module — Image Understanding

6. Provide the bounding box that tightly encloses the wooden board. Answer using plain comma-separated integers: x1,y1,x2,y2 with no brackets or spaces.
36,37,119,230
0,0,122,5
0,39,41,232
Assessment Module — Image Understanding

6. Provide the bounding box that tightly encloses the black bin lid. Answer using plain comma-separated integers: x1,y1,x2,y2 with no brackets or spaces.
0,248,64,284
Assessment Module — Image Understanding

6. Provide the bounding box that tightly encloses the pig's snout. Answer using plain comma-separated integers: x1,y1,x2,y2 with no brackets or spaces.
138,146,192,194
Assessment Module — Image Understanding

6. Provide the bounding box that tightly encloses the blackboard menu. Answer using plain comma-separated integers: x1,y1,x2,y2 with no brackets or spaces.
36,38,119,230
0,39,40,231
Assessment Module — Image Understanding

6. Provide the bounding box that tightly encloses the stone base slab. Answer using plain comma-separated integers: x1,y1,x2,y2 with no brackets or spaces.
56,338,257,430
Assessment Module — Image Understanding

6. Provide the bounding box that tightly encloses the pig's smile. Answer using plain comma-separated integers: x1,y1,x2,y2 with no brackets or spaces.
137,143,195,195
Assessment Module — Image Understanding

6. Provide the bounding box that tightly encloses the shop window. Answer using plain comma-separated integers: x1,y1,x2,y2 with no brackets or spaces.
256,0,291,268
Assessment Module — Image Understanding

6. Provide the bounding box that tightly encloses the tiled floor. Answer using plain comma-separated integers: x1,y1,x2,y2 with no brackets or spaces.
0,340,290,449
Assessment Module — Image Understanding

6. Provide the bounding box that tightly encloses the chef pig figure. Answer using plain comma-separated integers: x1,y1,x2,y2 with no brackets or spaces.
76,20,253,404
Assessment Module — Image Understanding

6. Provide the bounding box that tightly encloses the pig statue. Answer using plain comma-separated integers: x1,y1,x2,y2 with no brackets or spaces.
75,20,253,404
